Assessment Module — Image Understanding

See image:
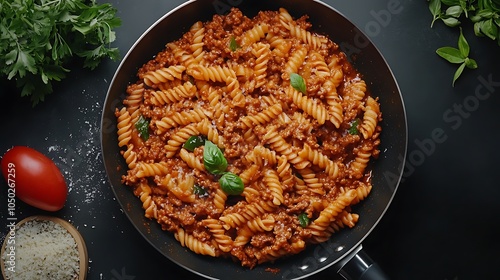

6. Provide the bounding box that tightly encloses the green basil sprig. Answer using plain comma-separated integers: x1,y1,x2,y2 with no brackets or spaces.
436,28,478,86
348,118,361,135
219,172,244,195
298,212,310,228
203,140,228,174
183,135,205,152
290,73,307,94
202,140,244,195
135,115,150,141
229,36,241,52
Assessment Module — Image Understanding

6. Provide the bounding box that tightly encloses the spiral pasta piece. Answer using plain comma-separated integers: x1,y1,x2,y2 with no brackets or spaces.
165,124,199,158
251,42,271,89
239,103,282,129
263,169,284,205
136,162,169,178
196,118,224,149
122,144,137,169
360,96,381,139
263,127,310,169
298,143,339,179
226,76,245,107
284,45,308,75
213,188,228,211
187,64,236,83
175,228,217,257
240,23,269,46
307,189,357,235
179,149,205,171
150,82,197,106
155,107,206,134
246,215,275,232
282,13,327,50
136,182,158,219
203,219,233,252
350,144,373,178
189,21,205,63
323,79,344,128
143,65,185,86
116,107,132,147
286,86,328,125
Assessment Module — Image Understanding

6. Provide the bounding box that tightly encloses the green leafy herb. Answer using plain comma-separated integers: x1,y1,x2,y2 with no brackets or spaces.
229,36,241,51
436,28,478,86
348,118,361,135
203,140,227,174
135,115,150,141
298,212,310,228
428,0,500,87
193,184,208,197
0,0,121,105
290,73,307,94
183,135,205,152
219,172,244,195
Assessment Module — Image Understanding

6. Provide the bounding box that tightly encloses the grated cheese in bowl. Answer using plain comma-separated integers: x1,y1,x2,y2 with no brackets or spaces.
1,216,87,280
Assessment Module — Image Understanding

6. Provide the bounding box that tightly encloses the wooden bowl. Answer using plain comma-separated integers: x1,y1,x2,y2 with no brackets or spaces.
1,215,88,280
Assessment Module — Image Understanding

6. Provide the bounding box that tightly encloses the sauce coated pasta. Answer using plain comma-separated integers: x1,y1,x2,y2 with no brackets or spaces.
116,7,382,268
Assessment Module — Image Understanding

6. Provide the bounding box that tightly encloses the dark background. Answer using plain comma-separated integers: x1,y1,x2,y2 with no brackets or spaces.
1,0,499,279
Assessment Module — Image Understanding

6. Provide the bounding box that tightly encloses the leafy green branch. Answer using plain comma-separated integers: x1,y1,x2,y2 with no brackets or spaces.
0,0,121,105
436,28,478,85
428,0,500,86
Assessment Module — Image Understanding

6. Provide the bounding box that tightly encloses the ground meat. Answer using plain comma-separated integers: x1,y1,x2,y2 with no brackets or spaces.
117,7,382,269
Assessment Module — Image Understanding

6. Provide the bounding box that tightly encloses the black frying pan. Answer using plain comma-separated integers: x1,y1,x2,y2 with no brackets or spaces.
100,0,407,279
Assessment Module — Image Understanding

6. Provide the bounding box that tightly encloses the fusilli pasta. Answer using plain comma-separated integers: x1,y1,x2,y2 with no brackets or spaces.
117,7,382,269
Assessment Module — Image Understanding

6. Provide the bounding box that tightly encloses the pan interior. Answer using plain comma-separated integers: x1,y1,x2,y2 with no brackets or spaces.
100,0,407,279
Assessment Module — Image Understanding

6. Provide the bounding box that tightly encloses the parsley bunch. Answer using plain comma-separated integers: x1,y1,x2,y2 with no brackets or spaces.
0,0,121,105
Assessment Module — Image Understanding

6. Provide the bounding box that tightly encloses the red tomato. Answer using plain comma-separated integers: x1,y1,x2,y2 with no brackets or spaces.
1,146,67,211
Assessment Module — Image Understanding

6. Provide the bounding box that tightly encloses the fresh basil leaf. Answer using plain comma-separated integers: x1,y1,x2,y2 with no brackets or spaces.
298,212,310,228
476,9,495,19
348,118,360,135
219,172,244,195
229,36,241,52
183,135,205,152
459,0,469,17
458,28,470,57
474,21,484,36
465,57,478,69
480,18,498,40
452,62,466,86
135,115,150,141
290,73,307,94
442,16,461,27
193,184,208,197
203,140,227,174
441,0,460,6
436,46,465,63
446,5,463,17
429,0,443,27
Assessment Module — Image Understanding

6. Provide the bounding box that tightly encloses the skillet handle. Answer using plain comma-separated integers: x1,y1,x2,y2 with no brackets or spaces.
337,245,390,280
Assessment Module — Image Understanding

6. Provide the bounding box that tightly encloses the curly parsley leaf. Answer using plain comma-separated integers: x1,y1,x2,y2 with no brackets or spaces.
0,0,121,106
